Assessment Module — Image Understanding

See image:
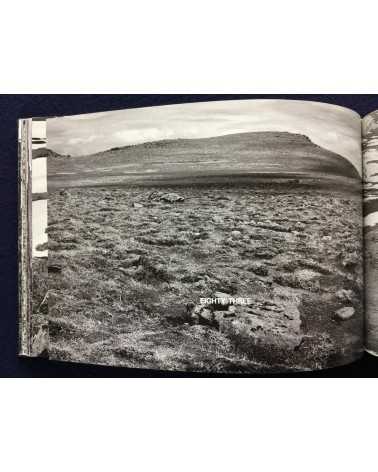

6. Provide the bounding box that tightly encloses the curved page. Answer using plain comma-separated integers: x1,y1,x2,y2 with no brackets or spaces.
26,99,364,372
363,111,378,355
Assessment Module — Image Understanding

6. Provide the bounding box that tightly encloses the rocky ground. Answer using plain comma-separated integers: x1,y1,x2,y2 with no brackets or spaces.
364,224,378,354
34,180,364,372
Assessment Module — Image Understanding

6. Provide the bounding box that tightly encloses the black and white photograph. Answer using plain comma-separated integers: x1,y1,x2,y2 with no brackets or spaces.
25,99,364,373
18,119,50,357
363,110,378,355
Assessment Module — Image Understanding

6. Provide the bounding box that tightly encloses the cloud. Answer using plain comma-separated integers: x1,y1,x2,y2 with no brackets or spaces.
67,135,99,146
113,128,176,145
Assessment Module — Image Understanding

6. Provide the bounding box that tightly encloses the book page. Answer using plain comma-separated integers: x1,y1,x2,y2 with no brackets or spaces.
24,99,364,372
362,111,378,355
18,118,49,357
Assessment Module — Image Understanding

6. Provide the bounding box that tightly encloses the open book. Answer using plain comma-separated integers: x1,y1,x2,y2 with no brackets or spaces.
18,99,378,373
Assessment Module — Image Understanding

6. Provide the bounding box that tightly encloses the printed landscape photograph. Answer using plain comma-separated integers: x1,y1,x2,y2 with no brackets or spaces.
363,110,378,355
29,99,364,373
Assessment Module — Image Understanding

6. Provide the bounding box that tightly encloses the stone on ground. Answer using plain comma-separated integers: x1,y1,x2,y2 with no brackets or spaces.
335,306,355,321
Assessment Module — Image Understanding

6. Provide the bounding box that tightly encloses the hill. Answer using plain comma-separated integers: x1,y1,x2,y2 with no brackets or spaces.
47,131,360,187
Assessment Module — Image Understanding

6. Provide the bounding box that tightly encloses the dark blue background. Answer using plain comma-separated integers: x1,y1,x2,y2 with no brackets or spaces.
1,94,377,377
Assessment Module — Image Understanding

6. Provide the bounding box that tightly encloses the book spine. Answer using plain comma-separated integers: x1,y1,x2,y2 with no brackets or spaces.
18,119,33,356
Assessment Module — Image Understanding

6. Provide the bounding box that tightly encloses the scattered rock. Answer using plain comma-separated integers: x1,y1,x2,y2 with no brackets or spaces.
133,203,143,209
225,237,239,247
227,305,236,315
149,191,184,203
189,298,237,329
342,252,359,269
212,215,223,224
190,304,215,327
188,288,303,351
336,289,354,303
335,306,355,321
294,222,306,232
198,308,213,324
231,230,242,239
248,262,269,277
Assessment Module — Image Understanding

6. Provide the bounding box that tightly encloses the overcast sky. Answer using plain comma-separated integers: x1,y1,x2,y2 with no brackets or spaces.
47,99,362,174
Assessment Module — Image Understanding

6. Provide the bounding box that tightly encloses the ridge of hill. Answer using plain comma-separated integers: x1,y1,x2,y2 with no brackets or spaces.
48,131,360,183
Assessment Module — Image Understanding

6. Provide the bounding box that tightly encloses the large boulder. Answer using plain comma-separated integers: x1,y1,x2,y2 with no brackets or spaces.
148,191,185,203
188,287,303,351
